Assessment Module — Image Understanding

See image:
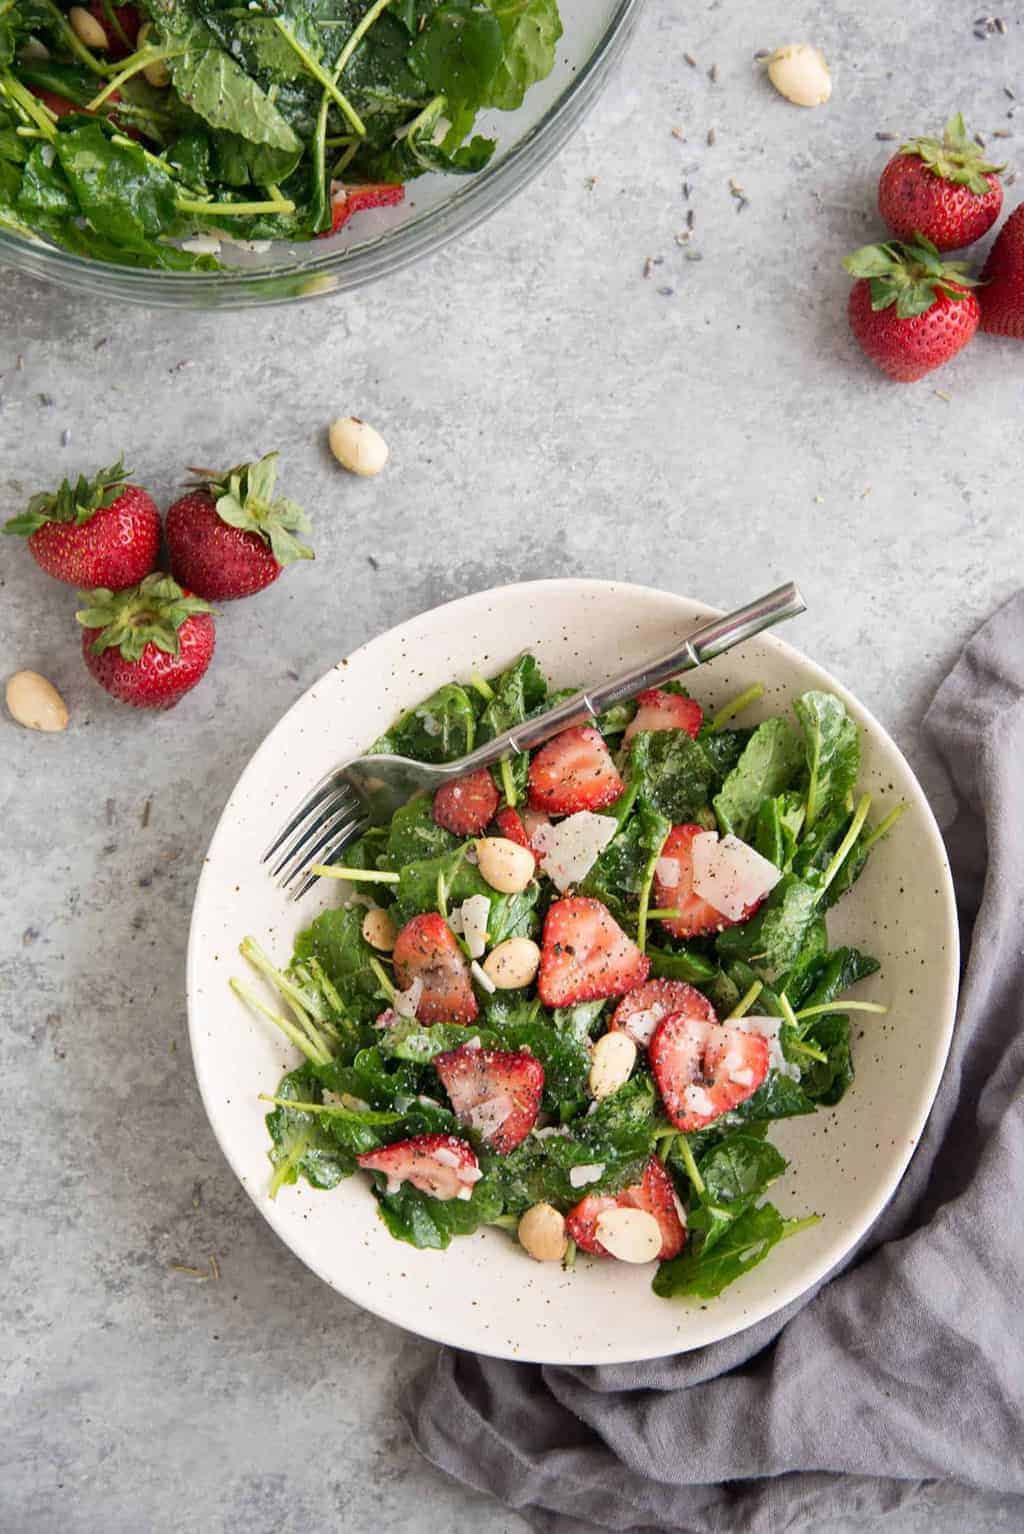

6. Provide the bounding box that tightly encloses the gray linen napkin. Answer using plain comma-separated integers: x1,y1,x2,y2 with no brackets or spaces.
403,593,1024,1532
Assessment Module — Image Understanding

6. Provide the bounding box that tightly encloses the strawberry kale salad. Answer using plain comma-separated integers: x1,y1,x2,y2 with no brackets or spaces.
0,0,561,269
233,658,904,1299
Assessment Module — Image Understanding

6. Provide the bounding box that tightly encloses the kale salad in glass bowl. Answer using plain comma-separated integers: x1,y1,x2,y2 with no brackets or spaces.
0,0,641,303
188,582,959,1362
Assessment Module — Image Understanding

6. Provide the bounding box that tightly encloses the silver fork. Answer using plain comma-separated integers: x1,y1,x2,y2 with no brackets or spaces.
264,581,806,899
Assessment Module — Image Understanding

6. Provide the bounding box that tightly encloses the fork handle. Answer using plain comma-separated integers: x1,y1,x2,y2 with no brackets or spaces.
456,581,806,772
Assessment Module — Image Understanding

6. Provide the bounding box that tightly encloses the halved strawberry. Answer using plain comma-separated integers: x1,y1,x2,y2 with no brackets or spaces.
433,768,499,837
649,1012,769,1132
392,913,478,1025
609,978,716,1048
623,688,703,745
566,1157,686,1260
433,1045,544,1154
528,725,624,815
324,181,405,236
357,1133,481,1201
653,823,749,939
537,896,649,1008
494,806,541,864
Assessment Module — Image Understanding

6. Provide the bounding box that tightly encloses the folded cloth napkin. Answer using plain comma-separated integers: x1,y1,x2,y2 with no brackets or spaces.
403,593,1024,1533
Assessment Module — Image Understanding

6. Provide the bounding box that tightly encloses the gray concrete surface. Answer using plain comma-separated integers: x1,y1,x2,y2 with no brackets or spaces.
2,2,1022,1530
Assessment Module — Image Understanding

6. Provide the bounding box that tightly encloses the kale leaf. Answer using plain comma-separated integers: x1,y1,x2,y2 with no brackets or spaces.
371,681,476,762
713,717,804,840
794,691,859,829
628,730,716,823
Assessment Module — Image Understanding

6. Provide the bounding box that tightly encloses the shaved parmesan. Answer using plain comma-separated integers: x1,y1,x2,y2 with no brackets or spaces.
737,1015,802,1081
683,1084,714,1117
624,1008,659,1046
433,1147,460,1168
654,857,680,888
569,1162,606,1188
471,959,496,994
691,832,781,921
466,1095,513,1137
393,977,423,1019
459,894,490,958
533,811,619,891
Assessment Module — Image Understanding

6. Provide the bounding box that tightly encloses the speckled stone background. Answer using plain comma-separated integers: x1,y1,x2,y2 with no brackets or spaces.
2,2,1023,1530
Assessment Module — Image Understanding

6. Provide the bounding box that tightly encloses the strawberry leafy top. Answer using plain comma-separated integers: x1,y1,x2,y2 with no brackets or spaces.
4,458,130,537
843,236,978,319
899,113,1004,196
76,573,213,662
187,452,313,567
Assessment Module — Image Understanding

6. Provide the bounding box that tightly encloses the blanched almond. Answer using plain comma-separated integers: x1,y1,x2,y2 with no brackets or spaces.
588,1031,637,1100
483,937,540,990
362,907,396,951
767,44,832,108
518,1202,567,1262
6,670,69,732
594,1207,662,1263
476,836,535,894
69,6,109,50
329,416,388,477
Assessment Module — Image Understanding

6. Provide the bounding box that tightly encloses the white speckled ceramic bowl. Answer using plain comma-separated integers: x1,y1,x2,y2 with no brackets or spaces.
187,580,958,1363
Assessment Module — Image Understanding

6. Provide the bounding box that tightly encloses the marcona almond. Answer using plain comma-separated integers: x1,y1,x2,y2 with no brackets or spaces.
475,836,535,894
329,416,389,476
767,44,832,108
594,1207,663,1263
138,25,171,87
362,907,396,951
69,6,109,50
588,1031,637,1100
6,670,69,732
482,937,540,990
518,1203,567,1262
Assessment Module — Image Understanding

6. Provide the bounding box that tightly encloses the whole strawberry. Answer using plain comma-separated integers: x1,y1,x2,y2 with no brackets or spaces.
980,202,1024,339
843,236,980,382
878,113,1003,251
3,459,160,589
76,573,215,710
165,452,313,601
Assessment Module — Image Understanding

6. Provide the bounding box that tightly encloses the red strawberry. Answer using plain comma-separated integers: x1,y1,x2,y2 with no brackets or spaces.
528,725,624,815
652,824,745,939
610,978,716,1048
76,573,214,710
537,896,649,1008
433,1045,544,1154
566,1157,686,1261
843,236,980,382
4,459,159,589
324,181,405,236
357,1133,481,1201
165,453,313,602
878,114,1003,252
980,202,1024,338
650,1011,769,1132
87,1,141,57
494,806,542,864
393,913,478,1025
433,768,499,837
623,689,703,746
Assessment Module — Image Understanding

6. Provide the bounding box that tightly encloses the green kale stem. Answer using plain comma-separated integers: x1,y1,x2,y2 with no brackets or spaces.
499,756,517,808
782,1036,828,1064
329,141,359,183
776,992,828,1061
646,907,680,920
781,1213,822,1241
858,802,907,855
675,1133,705,1198
100,0,134,52
271,17,365,136
820,793,872,892
239,938,333,1061
469,671,495,702
87,46,179,110
726,980,763,1020
230,978,332,1066
332,0,395,80
795,1000,888,1020
268,1133,310,1199
368,955,397,1004
310,864,400,882
708,682,765,733
177,196,297,218
1,74,57,138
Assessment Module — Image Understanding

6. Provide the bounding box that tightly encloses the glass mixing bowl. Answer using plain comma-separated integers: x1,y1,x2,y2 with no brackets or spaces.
0,0,642,309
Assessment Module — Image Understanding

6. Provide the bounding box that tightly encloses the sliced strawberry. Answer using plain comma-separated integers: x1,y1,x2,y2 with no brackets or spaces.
653,823,749,940
528,725,624,815
623,688,703,745
609,978,716,1048
537,896,649,1008
650,1012,769,1132
566,1157,686,1260
392,913,478,1025
432,768,499,837
357,1133,481,1201
494,806,542,864
324,181,405,236
433,1045,544,1154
